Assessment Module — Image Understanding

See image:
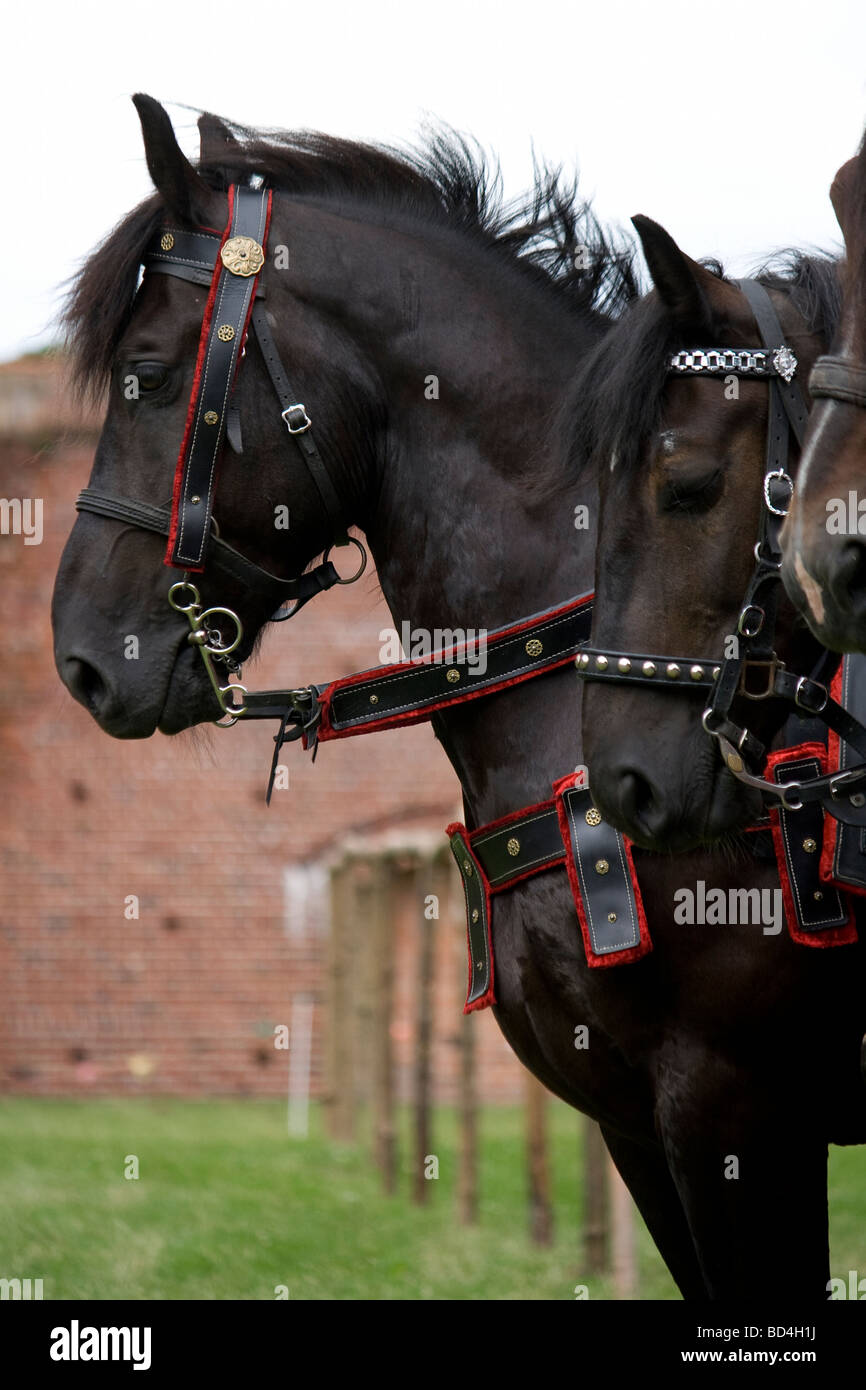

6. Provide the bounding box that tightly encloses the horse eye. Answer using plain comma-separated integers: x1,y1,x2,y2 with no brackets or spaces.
130,361,169,392
659,467,724,515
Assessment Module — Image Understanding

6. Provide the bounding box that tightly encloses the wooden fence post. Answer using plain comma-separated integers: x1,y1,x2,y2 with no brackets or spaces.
583,1117,609,1274
326,856,356,1142
413,853,435,1204
526,1073,554,1246
608,1155,638,1298
449,851,478,1224
371,856,397,1193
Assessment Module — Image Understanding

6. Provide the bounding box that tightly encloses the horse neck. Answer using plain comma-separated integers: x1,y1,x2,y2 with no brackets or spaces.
268,197,604,819
359,241,601,630
347,222,604,819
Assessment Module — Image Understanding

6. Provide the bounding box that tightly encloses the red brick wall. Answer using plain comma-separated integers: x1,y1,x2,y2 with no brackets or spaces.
0,360,525,1101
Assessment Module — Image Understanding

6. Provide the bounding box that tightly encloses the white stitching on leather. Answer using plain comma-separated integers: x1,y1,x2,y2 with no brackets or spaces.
336,609,581,723
566,790,637,952
177,191,265,563
778,757,843,926
453,834,489,994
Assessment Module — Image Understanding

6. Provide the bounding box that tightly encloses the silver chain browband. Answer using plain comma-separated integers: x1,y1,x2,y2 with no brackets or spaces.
669,346,798,382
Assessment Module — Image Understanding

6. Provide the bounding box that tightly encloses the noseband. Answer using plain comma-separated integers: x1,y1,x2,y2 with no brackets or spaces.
576,277,866,826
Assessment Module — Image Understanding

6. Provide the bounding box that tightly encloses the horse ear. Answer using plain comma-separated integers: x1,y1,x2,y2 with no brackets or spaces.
829,155,859,243
198,111,242,164
132,93,221,226
631,215,716,330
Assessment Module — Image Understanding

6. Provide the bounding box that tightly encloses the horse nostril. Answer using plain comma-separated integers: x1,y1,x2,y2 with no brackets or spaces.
63,657,109,716
830,541,866,609
618,769,656,824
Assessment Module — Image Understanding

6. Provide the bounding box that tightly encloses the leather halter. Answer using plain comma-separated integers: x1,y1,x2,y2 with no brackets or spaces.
576,277,866,826
76,180,370,723
78,183,351,589
809,355,866,409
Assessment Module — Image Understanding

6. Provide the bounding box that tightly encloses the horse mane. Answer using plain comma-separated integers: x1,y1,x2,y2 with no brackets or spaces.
567,250,842,481
62,116,640,401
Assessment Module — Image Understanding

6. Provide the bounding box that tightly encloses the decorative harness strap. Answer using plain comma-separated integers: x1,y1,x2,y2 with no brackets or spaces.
164,186,272,570
449,775,651,1011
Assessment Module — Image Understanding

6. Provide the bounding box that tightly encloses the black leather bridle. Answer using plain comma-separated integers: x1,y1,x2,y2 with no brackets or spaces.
809,354,866,409
575,278,866,827
75,183,369,723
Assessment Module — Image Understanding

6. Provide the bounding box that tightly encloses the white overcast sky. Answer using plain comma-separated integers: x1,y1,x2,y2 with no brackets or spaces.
5,0,866,361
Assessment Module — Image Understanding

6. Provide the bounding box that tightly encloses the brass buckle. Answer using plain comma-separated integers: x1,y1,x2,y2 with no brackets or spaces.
738,656,782,701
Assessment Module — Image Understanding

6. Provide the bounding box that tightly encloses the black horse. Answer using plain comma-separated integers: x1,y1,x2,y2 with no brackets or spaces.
51,96,860,1298
577,214,866,1296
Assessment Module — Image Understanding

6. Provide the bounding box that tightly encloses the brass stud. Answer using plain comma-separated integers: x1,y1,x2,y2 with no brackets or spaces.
369,694,379,705
712,666,721,680
506,837,520,857
802,837,817,854
471,909,479,923
204,410,219,425
220,234,265,277
813,890,824,901
595,859,610,875
666,663,681,679
217,324,235,342
726,752,744,774
642,661,657,677
190,494,201,504
595,655,609,671
585,807,602,827
617,657,631,673
160,232,175,251
476,960,483,970
446,669,460,684
525,638,543,657
607,912,617,923
690,665,705,681
464,861,473,877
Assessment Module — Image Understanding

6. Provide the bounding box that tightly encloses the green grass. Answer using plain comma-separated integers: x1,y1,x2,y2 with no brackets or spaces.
0,1099,863,1300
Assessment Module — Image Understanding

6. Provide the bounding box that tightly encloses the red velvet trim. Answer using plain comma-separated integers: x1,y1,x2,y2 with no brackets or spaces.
446,823,496,1013
318,655,579,740
316,593,592,740
765,741,857,947
551,772,652,968
465,795,565,894
470,795,556,836
165,186,237,571
489,855,566,896
815,667,866,893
